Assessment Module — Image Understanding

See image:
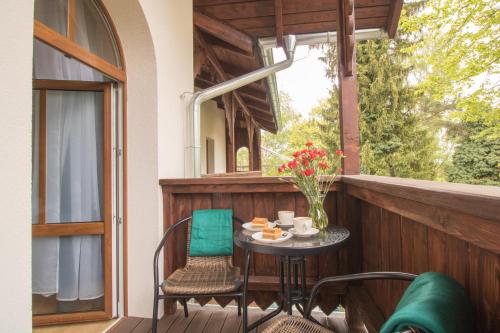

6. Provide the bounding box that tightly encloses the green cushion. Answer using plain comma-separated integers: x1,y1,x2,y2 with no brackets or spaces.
189,209,233,257
380,272,474,333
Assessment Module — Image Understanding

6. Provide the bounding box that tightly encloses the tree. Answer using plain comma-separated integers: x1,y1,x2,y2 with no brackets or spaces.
317,8,440,179
404,0,500,184
261,92,321,175
446,122,500,185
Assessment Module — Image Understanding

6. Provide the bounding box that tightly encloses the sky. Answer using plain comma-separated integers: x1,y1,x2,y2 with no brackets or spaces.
273,45,332,118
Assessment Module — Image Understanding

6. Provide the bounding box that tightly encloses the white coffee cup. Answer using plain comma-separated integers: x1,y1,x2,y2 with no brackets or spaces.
293,217,312,233
278,211,294,225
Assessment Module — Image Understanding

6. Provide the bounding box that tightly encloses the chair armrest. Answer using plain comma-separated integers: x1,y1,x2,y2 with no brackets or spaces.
304,272,418,318
153,216,192,290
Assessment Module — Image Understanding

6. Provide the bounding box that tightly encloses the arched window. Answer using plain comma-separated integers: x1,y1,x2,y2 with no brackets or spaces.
32,0,123,325
236,147,250,172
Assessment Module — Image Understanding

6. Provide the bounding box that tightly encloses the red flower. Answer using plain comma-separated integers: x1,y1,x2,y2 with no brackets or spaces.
335,149,344,156
319,161,329,170
278,167,285,173
306,140,314,147
304,168,314,176
288,160,298,169
318,150,327,158
301,149,308,154
307,150,317,160
301,158,310,166
292,151,301,158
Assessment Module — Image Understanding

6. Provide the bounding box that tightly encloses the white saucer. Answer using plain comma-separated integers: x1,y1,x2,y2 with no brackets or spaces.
242,221,276,232
290,228,320,238
252,231,293,243
274,219,294,227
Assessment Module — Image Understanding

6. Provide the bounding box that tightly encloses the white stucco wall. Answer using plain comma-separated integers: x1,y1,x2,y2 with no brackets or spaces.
200,101,227,175
0,0,193,326
0,0,33,332
103,0,193,318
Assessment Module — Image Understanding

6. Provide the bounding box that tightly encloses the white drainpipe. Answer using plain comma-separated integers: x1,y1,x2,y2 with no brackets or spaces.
186,35,297,178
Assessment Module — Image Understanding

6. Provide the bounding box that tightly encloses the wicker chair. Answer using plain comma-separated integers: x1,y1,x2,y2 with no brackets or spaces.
261,272,420,333
152,215,245,333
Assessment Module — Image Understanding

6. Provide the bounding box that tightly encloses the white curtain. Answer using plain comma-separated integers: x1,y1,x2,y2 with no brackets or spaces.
32,0,107,302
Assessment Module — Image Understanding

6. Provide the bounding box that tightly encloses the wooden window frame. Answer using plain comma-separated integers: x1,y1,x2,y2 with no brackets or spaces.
32,80,113,325
32,0,129,325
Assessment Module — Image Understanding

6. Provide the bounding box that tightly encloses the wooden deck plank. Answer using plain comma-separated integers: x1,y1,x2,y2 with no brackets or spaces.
239,310,261,333
220,309,242,333
108,317,143,333
109,307,346,333
131,319,152,333
202,309,229,332
153,309,183,333
167,309,199,332
185,310,213,333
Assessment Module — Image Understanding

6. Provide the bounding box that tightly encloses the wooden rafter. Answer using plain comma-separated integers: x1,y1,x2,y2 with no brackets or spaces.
274,0,284,47
195,29,273,131
194,10,254,55
193,44,207,78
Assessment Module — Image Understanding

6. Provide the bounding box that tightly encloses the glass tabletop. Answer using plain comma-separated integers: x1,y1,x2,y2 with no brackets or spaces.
233,225,350,256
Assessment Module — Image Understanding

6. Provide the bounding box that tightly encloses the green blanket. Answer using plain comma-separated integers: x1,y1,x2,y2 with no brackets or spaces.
380,272,473,333
189,209,233,257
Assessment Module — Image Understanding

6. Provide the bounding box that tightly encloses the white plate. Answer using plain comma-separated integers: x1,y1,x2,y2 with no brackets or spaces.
290,228,320,238
242,221,276,232
252,231,293,243
275,219,294,227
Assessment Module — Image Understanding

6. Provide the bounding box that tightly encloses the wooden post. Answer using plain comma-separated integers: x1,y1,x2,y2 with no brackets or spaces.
245,114,255,171
253,128,262,171
223,94,236,172
336,0,360,175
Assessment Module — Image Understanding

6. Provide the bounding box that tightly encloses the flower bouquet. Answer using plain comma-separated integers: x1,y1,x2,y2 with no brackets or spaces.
278,141,345,230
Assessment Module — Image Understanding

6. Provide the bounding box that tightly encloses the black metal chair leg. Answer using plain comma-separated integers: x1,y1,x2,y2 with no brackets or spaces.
152,288,159,333
242,250,251,333
237,296,242,316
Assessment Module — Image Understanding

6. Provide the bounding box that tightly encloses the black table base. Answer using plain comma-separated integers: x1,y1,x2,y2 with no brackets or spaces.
243,252,310,332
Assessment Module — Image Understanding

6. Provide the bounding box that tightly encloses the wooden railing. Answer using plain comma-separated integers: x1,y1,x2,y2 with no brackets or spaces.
160,175,500,332
160,177,345,314
342,175,500,333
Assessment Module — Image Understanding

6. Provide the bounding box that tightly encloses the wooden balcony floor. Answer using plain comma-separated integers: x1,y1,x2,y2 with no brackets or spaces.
108,305,348,333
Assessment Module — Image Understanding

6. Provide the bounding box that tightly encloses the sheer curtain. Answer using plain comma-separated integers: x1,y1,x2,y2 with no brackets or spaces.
33,0,107,302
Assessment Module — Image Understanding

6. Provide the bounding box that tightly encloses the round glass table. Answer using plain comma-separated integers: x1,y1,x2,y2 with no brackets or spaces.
234,226,350,332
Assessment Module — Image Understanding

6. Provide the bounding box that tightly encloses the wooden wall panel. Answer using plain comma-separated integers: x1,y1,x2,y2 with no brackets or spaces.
349,182,500,333
161,179,343,314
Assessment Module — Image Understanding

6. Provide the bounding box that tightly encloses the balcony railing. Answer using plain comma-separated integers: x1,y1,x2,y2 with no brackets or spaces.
159,175,500,333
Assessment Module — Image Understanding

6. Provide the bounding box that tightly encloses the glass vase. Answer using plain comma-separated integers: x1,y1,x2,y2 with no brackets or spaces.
307,195,329,230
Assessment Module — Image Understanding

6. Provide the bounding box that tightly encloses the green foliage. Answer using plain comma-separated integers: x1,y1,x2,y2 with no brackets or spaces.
403,0,500,184
317,28,440,179
261,92,322,175
446,122,500,185
263,0,499,185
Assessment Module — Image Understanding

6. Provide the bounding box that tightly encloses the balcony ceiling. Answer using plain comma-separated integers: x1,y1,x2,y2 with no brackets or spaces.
194,0,402,38
193,0,403,133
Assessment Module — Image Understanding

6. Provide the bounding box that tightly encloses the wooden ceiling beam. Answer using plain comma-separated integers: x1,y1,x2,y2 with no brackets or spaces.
195,29,275,131
194,10,254,55
386,0,403,38
193,44,207,78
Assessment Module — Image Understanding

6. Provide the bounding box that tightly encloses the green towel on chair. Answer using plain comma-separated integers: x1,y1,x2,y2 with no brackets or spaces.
189,209,233,257
380,272,473,333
